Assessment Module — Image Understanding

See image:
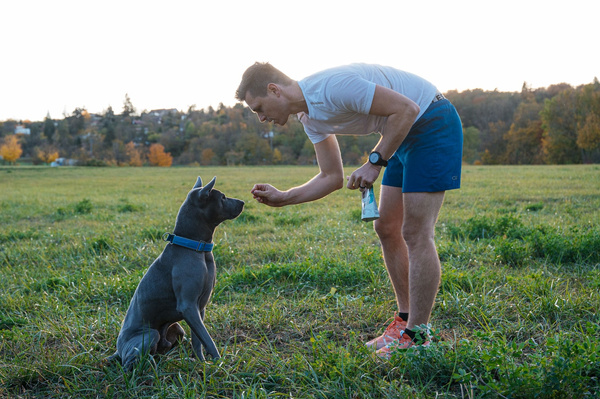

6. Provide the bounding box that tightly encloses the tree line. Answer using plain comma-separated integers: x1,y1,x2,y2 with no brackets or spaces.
1,80,599,166
447,79,600,164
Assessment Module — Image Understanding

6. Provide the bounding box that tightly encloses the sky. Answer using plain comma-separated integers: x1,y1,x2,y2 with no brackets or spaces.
1,0,598,122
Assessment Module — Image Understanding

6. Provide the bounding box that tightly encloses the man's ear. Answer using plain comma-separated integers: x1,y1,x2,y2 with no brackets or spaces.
267,83,280,96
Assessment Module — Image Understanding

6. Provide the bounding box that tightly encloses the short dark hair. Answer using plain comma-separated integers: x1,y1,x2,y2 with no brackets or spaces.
235,62,293,102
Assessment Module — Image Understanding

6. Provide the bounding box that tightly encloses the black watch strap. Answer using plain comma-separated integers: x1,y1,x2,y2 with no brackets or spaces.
369,151,388,167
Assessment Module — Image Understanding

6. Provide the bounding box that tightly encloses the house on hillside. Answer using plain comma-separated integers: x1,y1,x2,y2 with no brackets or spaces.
15,125,30,135
147,109,179,124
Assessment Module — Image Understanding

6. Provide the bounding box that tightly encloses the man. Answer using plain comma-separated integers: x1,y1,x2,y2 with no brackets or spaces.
235,62,463,358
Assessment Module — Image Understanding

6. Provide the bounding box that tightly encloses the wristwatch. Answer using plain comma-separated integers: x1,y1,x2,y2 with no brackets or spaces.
368,151,388,167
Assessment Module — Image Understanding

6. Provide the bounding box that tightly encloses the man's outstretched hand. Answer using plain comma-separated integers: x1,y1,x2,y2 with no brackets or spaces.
251,184,286,207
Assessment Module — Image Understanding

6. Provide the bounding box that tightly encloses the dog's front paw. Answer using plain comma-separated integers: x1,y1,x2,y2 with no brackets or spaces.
192,351,206,362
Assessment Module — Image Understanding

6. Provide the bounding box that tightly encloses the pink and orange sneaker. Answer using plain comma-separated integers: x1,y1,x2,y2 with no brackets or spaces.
365,315,408,350
375,330,431,359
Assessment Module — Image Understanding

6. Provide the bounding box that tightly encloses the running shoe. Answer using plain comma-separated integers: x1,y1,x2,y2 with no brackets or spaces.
365,315,408,350
375,329,431,359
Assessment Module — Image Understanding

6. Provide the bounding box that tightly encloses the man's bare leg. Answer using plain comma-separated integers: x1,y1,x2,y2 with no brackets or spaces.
374,185,409,313
401,191,445,330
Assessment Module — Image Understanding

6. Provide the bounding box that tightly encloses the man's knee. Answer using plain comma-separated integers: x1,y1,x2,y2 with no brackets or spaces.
401,223,435,248
374,218,401,241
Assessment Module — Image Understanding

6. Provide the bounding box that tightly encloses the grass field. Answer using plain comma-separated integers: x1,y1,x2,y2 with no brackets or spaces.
1,165,599,398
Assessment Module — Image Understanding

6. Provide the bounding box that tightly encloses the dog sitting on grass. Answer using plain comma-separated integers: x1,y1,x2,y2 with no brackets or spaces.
109,176,244,370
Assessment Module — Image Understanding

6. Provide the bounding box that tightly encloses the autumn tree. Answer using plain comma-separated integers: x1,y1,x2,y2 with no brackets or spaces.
577,113,600,162
148,143,172,167
272,148,283,164
200,148,215,165
35,146,59,164
504,99,544,164
126,141,143,166
0,135,23,164
236,130,272,164
575,83,600,163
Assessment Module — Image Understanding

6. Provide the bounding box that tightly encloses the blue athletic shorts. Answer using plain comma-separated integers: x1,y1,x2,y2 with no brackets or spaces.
381,99,463,192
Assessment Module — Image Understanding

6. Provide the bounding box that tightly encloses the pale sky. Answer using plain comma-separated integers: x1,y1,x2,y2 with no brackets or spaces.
1,0,598,122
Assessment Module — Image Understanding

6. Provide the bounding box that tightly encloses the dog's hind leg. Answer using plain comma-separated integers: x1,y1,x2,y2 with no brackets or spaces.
156,322,185,354
120,328,161,370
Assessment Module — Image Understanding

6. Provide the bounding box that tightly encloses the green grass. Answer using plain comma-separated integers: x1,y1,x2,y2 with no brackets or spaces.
1,165,599,398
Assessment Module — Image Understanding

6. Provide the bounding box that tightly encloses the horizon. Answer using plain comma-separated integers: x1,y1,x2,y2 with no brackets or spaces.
1,0,598,122
3,78,597,124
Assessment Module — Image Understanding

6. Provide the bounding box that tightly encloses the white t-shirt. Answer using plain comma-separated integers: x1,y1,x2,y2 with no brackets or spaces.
297,64,438,144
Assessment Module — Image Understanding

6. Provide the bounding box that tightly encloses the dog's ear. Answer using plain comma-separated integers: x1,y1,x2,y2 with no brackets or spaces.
198,176,217,200
193,176,203,189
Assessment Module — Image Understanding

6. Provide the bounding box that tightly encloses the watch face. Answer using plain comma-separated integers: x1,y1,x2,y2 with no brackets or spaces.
369,152,379,163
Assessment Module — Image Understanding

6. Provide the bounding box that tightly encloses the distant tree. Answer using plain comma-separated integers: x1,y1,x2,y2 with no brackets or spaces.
504,100,544,164
0,135,23,164
159,129,186,158
575,84,600,163
481,121,509,164
122,94,136,117
236,131,272,164
101,106,117,146
110,139,128,165
54,119,70,147
200,148,216,165
520,81,534,102
298,138,316,165
125,141,143,166
360,151,369,164
271,119,307,162
446,89,520,133
541,88,580,163
536,83,573,103
22,121,46,156
462,126,481,164
148,143,172,167
184,121,198,139
43,115,55,139
67,108,88,136
272,148,283,164
225,150,243,166
577,113,600,162
447,89,519,164
0,120,18,136
35,146,59,165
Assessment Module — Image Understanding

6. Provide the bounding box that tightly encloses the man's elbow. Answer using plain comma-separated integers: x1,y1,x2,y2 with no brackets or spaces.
327,172,345,191
408,102,420,121
333,176,345,190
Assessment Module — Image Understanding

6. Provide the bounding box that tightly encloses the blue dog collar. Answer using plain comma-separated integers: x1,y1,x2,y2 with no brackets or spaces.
162,233,214,252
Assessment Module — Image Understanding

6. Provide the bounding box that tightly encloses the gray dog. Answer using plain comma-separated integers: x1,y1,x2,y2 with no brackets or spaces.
110,176,244,369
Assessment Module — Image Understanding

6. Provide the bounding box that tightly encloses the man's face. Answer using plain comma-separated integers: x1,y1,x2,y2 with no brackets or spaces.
244,87,290,126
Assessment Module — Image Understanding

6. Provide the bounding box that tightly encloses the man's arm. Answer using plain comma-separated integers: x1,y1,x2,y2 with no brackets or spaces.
369,85,420,159
346,85,420,190
251,135,344,207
